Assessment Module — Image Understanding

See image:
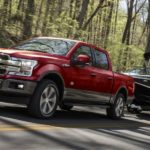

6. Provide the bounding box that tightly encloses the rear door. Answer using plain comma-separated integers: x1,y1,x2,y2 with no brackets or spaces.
84,48,113,104
90,48,114,102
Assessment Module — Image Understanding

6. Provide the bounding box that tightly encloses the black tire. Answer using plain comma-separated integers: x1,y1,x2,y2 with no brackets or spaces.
28,80,59,119
60,104,73,111
106,93,125,119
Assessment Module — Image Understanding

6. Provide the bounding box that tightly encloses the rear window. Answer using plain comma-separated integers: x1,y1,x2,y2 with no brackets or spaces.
93,49,109,70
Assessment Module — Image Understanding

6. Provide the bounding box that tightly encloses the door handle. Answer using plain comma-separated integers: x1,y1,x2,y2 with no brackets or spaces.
108,77,113,80
90,73,97,77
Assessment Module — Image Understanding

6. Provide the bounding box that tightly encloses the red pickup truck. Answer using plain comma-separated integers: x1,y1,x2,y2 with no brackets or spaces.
0,37,134,119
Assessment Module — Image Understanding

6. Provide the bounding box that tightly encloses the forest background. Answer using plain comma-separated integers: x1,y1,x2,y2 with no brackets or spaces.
0,0,150,71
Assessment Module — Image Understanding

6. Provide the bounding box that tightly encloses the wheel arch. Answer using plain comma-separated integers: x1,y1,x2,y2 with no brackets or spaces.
38,71,65,102
110,86,128,104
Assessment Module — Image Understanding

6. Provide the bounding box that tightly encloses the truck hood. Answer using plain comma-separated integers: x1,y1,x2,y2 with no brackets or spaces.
0,48,67,61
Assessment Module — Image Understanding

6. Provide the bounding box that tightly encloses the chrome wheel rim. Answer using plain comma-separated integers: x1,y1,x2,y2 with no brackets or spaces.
40,85,57,116
115,97,124,117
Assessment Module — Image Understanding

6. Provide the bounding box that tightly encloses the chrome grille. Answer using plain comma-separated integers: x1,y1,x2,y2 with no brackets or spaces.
0,53,10,75
0,54,10,60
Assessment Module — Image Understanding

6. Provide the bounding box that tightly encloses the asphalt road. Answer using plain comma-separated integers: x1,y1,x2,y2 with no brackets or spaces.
0,103,150,150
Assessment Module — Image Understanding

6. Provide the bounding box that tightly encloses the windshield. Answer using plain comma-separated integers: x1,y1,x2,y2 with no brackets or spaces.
13,38,76,56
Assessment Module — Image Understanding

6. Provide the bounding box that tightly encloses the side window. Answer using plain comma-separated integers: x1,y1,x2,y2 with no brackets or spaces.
94,49,109,70
72,46,92,64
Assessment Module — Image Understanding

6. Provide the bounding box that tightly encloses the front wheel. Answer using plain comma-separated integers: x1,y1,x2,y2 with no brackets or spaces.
28,80,59,119
106,93,125,119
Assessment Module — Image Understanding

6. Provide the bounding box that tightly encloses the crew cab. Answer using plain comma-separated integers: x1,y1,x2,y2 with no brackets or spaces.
0,37,134,119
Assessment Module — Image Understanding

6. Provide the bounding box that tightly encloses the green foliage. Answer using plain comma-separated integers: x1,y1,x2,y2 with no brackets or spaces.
107,40,144,71
0,30,14,48
0,0,148,71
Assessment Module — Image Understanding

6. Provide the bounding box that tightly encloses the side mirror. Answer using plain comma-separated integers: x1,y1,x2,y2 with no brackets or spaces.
72,54,90,66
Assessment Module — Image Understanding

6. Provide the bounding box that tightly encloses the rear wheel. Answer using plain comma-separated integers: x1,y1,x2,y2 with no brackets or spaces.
28,80,59,119
106,93,125,119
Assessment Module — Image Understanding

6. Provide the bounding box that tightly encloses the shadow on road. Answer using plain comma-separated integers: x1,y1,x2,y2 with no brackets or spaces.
136,112,150,121
0,105,149,150
0,105,149,129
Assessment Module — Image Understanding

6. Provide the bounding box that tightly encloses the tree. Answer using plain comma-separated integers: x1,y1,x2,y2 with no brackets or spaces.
104,0,114,48
1,0,10,27
34,0,44,35
144,0,150,71
0,0,148,71
121,0,135,70
41,0,51,35
76,0,89,28
22,0,35,39
117,0,146,71
83,0,105,30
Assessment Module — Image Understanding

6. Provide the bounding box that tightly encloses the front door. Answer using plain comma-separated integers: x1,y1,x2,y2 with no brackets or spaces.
63,45,99,102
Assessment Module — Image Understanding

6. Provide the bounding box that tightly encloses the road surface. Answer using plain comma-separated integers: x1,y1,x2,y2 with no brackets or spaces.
0,103,149,150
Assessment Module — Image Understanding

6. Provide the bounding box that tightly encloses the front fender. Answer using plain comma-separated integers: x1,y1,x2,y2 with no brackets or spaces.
33,64,64,81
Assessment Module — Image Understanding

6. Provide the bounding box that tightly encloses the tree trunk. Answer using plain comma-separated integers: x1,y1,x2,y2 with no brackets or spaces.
121,0,134,71
2,0,9,27
34,0,44,35
56,0,63,16
122,0,134,44
22,0,35,39
130,0,137,45
8,0,12,23
83,0,105,30
69,0,74,18
76,0,89,28
73,0,81,20
104,0,114,48
144,0,150,71
41,0,51,35
114,0,119,34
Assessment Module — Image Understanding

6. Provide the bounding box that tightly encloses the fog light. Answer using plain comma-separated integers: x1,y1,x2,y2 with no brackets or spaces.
18,84,24,89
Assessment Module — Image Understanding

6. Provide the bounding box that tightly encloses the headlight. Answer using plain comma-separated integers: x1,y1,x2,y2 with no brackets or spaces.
8,57,38,76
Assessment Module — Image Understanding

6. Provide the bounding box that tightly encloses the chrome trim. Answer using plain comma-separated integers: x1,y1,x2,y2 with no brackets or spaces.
135,82,150,89
62,64,70,67
40,85,57,116
63,88,111,103
0,53,21,75
133,75,150,80
0,59,21,67
0,53,10,60
0,65,20,72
